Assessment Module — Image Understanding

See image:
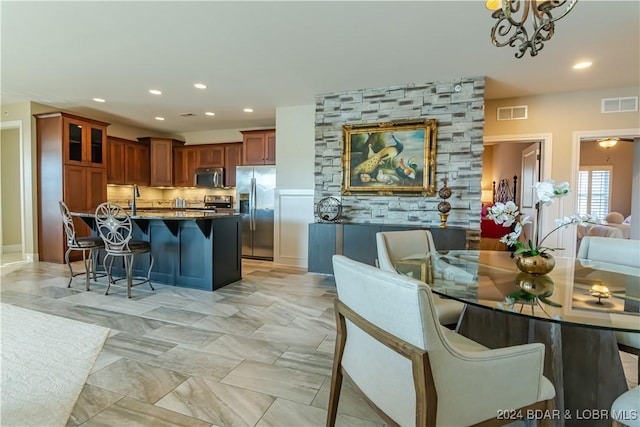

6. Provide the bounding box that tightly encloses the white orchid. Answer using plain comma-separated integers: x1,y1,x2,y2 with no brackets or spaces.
486,180,601,256
534,180,570,206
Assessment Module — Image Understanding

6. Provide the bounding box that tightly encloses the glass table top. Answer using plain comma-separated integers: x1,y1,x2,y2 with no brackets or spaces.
395,250,640,332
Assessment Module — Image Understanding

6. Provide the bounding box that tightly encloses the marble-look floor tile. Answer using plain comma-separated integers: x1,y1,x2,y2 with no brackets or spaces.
202,333,288,364
233,304,296,326
135,293,196,308
181,300,240,317
217,293,276,308
156,376,274,426
148,346,242,381
221,360,325,404
102,332,177,362
100,313,170,335
143,323,222,348
67,384,123,426
80,396,210,427
256,397,384,427
191,314,263,336
317,336,336,354
139,306,208,325
274,347,334,377
250,323,327,348
311,376,386,423
289,314,337,337
267,300,326,318
90,349,123,374
87,359,188,403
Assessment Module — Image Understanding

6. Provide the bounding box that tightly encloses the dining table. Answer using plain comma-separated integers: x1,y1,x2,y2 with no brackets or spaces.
395,250,640,427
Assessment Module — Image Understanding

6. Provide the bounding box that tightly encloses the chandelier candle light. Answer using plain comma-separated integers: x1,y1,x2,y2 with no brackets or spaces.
486,180,601,274
486,0,579,58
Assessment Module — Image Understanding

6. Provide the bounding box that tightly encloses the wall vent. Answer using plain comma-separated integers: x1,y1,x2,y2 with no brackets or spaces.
179,112,196,117
601,96,638,113
497,105,528,121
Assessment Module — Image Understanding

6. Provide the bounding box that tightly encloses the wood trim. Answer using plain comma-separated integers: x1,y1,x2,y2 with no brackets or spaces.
34,111,110,127
330,299,434,427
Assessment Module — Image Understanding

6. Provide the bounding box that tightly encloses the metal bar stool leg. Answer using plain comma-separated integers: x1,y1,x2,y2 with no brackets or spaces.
147,253,155,291
64,248,74,288
126,254,134,299
82,249,91,291
104,254,114,295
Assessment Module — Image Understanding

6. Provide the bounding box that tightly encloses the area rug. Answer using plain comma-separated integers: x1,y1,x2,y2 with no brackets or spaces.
1,303,109,426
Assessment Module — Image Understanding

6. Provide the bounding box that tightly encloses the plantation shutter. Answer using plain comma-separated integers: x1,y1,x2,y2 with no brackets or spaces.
577,166,612,219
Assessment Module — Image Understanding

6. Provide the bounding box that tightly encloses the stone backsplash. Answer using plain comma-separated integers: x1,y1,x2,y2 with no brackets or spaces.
314,77,485,230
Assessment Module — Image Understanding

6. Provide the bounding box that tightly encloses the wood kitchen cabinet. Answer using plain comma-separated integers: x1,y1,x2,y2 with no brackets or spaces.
138,137,184,187
241,129,275,165
125,140,150,186
173,145,198,187
224,143,243,187
35,112,109,263
61,114,108,167
197,145,225,168
107,136,150,186
107,136,125,184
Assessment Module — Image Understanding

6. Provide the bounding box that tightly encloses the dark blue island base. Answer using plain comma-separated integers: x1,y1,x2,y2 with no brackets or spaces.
77,213,242,291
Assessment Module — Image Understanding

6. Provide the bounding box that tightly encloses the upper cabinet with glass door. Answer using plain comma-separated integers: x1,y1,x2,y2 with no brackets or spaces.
62,114,109,168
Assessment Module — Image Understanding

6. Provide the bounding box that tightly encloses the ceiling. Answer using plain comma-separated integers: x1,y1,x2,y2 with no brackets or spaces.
2,1,639,135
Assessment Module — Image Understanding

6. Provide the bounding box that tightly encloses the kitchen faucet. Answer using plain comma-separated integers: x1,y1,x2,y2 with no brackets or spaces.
131,184,140,216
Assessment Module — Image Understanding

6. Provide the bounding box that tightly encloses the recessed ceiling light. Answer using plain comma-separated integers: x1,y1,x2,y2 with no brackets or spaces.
149,89,162,95
93,98,106,103
154,117,165,121
573,61,592,70
243,108,254,113
205,112,215,116
194,83,207,89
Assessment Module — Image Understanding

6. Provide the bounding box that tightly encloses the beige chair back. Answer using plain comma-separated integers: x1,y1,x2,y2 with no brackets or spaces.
376,230,435,272
577,236,640,269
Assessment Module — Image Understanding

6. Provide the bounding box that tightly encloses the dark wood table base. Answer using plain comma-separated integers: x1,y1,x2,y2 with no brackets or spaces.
458,305,628,427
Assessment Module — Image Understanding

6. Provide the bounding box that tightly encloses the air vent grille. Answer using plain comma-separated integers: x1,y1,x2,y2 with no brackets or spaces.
179,112,196,117
496,105,528,121
601,97,638,113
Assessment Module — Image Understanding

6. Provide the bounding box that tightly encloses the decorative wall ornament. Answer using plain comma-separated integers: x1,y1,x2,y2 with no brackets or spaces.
341,119,437,196
437,175,452,228
486,0,578,58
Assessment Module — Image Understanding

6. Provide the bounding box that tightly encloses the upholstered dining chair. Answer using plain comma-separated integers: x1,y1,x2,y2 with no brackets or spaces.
95,202,154,298
376,230,467,326
611,386,640,427
328,255,555,427
58,200,104,290
577,235,640,383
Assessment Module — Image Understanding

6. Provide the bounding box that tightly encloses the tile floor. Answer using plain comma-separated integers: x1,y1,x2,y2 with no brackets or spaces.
1,259,637,426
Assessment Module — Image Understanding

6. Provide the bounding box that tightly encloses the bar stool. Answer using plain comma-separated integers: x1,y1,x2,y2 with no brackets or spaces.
95,202,154,298
58,201,105,291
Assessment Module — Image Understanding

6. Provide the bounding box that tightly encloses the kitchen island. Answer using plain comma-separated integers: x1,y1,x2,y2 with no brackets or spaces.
74,209,241,291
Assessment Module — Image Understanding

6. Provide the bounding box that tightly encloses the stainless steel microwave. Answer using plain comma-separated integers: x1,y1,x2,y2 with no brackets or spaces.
194,167,225,188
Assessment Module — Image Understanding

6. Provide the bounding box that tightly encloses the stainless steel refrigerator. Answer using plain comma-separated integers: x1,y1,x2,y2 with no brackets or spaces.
235,165,275,260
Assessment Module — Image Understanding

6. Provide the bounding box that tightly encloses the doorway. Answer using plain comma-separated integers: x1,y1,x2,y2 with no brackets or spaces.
483,133,552,250
0,120,26,267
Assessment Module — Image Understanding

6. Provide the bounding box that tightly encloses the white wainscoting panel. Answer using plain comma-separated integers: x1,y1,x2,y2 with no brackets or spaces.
274,189,314,267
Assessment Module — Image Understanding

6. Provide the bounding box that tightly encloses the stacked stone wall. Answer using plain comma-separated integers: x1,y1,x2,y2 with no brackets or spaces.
314,77,485,230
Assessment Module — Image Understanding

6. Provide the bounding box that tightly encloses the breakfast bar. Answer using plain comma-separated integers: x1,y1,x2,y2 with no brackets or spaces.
74,210,242,291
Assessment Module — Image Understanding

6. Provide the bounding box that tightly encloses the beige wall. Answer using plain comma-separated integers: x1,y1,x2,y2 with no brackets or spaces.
580,139,634,216
1,128,22,247
484,86,640,186
275,105,315,190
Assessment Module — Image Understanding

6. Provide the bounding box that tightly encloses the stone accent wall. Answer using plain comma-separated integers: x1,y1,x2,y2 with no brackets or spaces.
314,77,485,230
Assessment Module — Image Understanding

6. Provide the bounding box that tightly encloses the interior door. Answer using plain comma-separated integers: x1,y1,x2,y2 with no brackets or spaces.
521,142,541,245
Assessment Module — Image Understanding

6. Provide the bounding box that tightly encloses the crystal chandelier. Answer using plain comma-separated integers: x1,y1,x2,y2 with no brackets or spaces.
486,0,578,58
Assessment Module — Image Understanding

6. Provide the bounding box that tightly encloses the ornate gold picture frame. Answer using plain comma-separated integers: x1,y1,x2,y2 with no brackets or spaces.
341,119,437,196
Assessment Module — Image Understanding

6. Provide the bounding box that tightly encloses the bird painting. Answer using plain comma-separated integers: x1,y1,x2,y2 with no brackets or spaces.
352,133,404,177
396,156,418,180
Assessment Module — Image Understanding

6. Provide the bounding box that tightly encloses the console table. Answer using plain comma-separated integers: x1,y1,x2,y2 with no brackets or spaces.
308,222,468,274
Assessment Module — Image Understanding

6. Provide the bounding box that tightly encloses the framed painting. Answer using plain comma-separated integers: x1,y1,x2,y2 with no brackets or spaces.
341,118,437,196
